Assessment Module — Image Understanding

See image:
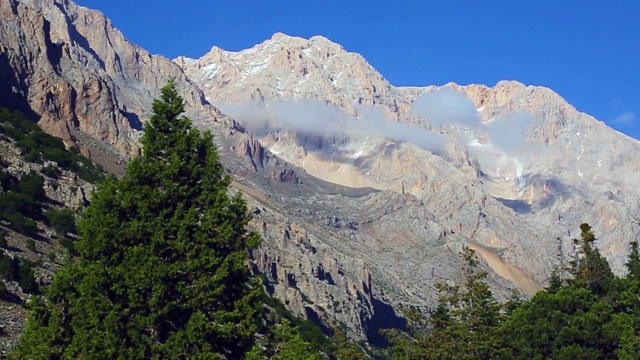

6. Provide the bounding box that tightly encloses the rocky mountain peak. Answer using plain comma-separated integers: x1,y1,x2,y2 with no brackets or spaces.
270,31,290,41
1,1,393,340
4,0,640,345
179,31,640,287
1,0,229,162
267,32,346,50
176,32,392,113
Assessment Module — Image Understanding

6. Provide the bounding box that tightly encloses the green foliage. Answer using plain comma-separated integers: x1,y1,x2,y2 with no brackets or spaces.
257,276,343,358
0,280,6,298
262,319,324,360
0,228,7,248
297,320,336,355
568,223,614,295
42,164,60,178
333,328,368,360
625,240,640,281
15,80,266,358
58,237,77,256
0,171,45,218
25,238,36,253
46,208,77,235
546,266,565,294
18,260,38,294
0,169,44,235
384,247,505,359
0,254,17,281
18,171,46,203
0,169,13,191
5,213,38,235
382,224,640,359
0,252,39,294
0,108,104,182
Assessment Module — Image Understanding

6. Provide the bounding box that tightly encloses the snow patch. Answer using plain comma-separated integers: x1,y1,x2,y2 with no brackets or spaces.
202,63,221,78
467,138,483,147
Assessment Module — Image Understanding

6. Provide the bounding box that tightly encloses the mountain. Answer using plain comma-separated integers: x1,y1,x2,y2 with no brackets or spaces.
0,0,400,341
176,32,640,281
2,0,640,345
0,0,229,167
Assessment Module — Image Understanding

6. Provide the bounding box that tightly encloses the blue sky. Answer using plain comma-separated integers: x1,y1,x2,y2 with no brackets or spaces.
76,0,639,139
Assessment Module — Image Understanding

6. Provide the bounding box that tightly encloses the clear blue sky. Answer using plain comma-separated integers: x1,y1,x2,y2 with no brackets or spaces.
76,0,639,139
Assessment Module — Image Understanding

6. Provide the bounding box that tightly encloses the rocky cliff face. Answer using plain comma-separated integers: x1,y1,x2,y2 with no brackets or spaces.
0,0,226,163
178,32,640,287
0,0,393,339
0,134,96,352
174,33,407,117
4,0,640,343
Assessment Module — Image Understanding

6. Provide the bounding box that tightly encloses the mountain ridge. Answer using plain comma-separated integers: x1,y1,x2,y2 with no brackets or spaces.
2,0,640,344
177,32,637,143
1,0,409,340
177,29,640,284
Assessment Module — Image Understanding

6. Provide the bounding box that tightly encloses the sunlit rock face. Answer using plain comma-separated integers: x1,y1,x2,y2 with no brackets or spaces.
178,30,640,281
3,0,640,340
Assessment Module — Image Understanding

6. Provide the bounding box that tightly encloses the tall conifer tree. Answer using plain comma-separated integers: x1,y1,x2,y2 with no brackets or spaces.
626,241,640,281
568,223,614,295
15,80,263,359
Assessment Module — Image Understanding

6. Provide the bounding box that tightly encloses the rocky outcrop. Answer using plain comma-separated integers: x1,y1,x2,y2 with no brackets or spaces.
175,33,410,118
250,214,374,338
1,0,387,339
0,138,98,351
179,32,640,286
0,0,225,161
4,0,640,344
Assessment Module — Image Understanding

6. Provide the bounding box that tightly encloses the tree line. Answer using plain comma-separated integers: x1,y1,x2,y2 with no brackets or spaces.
381,223,640,359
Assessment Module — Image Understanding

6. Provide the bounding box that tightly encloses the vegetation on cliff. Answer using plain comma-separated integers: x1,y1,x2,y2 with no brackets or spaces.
13,81,366,359
0,108,104,183
382,224,640,359
0,108,104,299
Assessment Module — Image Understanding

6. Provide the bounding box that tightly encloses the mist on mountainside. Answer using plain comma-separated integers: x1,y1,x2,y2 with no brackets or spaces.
216,99,449,154
215,88,539,182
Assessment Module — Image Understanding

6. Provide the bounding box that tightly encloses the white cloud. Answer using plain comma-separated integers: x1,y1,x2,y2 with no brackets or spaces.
613,111,636,125
216,99,448,154
483,112,534,152
216,92,539,169
411,88,480,126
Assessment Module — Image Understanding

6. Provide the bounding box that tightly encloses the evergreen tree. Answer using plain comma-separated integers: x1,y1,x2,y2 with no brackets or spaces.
261,319,323,360
498,286,631,359
625,240,640,281
15,80,264,359
568,223,614,295
384,247,503,359
46,208,77,236
382,225,640,359
547,236,570,294
546,267,564,294
332,328,367,360
502,289,523,317
0,228,7,248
